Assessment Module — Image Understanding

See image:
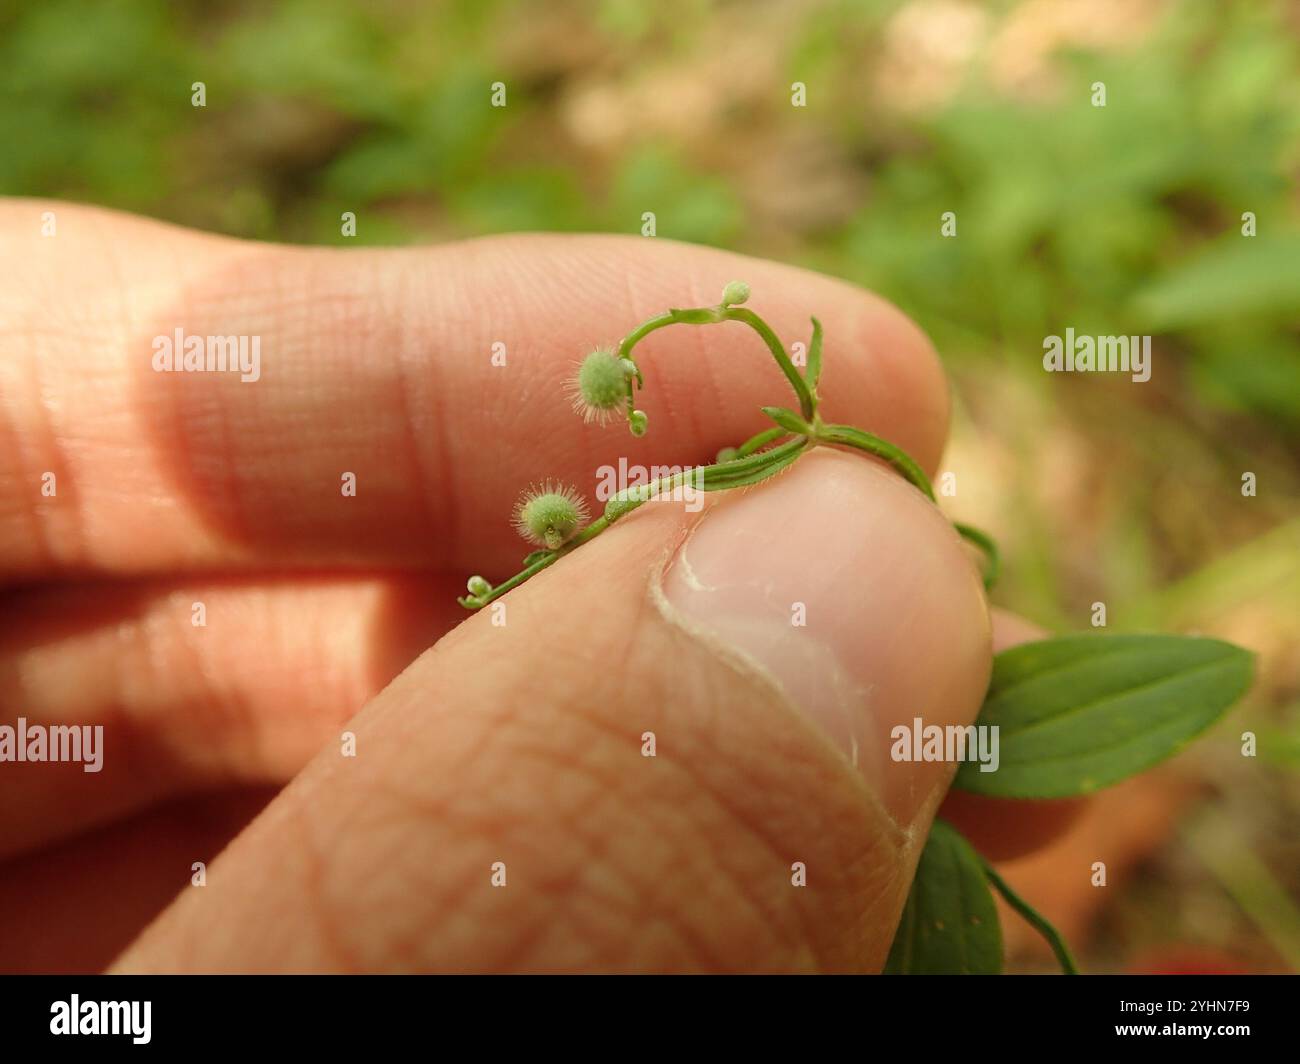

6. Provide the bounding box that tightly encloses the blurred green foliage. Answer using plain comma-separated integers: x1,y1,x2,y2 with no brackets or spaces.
840,3,1300,430
2,0,1296,429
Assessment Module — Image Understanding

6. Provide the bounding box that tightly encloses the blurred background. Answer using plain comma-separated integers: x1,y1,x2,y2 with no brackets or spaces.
2,0,1296,973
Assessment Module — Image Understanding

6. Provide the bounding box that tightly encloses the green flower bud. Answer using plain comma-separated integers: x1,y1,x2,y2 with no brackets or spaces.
628,409,648,437
466,575,492,598
513,482,590,549
720,280,750,307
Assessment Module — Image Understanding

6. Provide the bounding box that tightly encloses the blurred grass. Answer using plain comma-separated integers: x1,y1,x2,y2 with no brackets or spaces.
1,0,1296,972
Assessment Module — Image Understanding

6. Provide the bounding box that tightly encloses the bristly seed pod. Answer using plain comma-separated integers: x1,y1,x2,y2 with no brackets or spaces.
568,347,628,424
513,482,589,549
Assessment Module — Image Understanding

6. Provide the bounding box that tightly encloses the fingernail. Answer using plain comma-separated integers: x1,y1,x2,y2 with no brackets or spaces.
661,451,989,826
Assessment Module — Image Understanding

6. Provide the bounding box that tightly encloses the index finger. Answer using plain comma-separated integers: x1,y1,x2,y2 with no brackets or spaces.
0,202,951,580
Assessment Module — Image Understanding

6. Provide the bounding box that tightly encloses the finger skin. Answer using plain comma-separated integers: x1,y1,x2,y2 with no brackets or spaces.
112,454,991,973
1,200,964,973
0,201,1081,972
0,573,456,859
0,606,1075,973
0,200,949,580
0,789,274,974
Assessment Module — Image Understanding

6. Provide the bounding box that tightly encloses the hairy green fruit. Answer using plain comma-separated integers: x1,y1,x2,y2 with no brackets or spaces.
569,347,627,424
513,483,589,549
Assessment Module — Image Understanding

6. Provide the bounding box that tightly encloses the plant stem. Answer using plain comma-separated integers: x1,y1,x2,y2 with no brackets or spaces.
457,550,561,609
733,426,787,458
460,439,810,609
721,307,816,419
601,438,809,524
953,522,1000,590
816,423,935,500
613,303,816,423
616,311,678,359
463,289,1008,615
979,857,1080,975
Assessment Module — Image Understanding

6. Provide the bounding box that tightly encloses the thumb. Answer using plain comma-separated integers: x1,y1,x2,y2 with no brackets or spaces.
113,449,991,973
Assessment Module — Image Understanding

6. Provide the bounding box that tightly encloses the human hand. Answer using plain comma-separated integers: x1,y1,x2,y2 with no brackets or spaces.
0,202,1079,972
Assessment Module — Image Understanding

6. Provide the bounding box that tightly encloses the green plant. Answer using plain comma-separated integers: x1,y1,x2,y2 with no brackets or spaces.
458,284,1254,974
459,281,999,609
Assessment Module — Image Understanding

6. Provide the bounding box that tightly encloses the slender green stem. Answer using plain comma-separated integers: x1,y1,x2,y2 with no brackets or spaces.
614,311,676,410
722,307,815,419
464,289,1007,623
603,438,808,523
816,423,935,501
572,441,809,548
979,857,1080,975
457,550,561,609
614,304,816,423
953,522,1000,591
616,311,677,364
459,439,810,610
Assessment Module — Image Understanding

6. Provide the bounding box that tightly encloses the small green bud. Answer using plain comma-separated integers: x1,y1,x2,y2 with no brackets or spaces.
513,482,589,549
569,347,626,424
720,280,750,307
466,575,491,598
716,446,738,463
628,409,648,436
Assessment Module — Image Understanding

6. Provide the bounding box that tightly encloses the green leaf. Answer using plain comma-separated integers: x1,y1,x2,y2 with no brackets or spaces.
701,439,809,491
955,634,1254,799
805,316,824,393
884,819,1002,974
758,405,812,436
817,423,935,500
